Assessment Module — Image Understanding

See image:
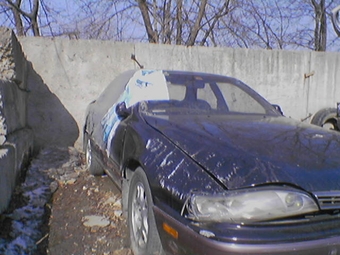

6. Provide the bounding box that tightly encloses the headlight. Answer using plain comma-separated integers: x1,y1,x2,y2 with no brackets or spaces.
186,187,319,223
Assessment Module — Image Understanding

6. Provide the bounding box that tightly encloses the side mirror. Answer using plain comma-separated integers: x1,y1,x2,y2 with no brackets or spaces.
332,5,340,37
115,102,131,118
272,104,284,116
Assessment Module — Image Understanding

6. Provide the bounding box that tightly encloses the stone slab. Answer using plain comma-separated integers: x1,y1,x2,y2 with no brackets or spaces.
0,127,33,213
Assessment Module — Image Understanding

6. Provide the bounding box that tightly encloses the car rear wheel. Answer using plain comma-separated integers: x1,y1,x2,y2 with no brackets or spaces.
85,138,104,176
128,168,164,255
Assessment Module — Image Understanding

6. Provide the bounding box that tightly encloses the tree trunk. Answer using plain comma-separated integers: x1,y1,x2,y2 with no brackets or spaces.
311,0,327,51
6,0,40,36
163,0,172,44
7,0,24,35
175,0,183,45
137,0,158,43
30,0,40,36
186,0,207,46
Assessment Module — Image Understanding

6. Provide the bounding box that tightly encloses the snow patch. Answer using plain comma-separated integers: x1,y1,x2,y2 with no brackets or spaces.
0,146,83,255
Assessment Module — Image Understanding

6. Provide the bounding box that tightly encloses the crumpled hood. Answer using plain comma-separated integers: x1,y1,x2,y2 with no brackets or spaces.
144,114,340,192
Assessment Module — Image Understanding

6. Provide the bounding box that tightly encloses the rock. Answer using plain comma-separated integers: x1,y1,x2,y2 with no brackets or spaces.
114,210,123,217
113,248,133,255
60,172,79,181
103,196,116,205
65,178,77,185
49,181,59,193
113,199,122,208
82,215,110,228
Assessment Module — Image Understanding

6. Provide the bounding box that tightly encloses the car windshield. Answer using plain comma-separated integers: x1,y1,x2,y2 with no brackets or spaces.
142,72,277,116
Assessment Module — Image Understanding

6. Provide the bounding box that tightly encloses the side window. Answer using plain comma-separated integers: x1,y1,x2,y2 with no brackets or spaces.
167,82,186,101
217,83,266,114
197,83,217,109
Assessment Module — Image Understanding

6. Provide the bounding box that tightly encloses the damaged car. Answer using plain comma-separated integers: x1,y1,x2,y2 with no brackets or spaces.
83,69,340,255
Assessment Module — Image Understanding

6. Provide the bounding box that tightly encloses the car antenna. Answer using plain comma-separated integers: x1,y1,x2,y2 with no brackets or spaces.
131,54,144,69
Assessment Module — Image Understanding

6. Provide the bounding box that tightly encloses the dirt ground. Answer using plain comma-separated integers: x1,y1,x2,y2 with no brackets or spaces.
0,147,132,255
48,169,132,255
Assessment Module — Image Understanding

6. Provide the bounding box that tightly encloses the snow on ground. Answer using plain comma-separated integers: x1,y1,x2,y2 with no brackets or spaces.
0,147,83,255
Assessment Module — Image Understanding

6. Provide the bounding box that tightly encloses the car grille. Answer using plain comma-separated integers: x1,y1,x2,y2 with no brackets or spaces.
314,191,340,210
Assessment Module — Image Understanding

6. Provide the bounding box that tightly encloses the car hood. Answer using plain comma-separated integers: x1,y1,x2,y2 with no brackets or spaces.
144,114,340,192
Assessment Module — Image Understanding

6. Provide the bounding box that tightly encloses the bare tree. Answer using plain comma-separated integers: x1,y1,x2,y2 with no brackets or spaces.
216,0,340,51
309,0,339,51
185,0,208,46
56,0,139,41
137,0,158,43
8,0,24,35
135,0,231,46
2,0,40,36
175,0,183,45
311,0,327,51
1,0,339,51
218,0,311,50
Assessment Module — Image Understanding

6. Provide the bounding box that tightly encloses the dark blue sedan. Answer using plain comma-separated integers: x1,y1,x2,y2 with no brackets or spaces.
84,69,340,255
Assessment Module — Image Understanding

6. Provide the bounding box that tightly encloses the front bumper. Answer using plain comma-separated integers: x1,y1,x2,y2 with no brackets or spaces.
154,206,340,255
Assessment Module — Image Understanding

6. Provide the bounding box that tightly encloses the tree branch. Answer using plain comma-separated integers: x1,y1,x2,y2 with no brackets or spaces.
186,0,207,46
199,1,231,46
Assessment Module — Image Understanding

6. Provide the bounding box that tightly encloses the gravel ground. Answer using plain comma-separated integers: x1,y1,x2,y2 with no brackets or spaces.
0,147,131,255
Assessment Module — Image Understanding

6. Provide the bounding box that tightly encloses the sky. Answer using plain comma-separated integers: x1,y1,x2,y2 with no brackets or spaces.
0,0,340,51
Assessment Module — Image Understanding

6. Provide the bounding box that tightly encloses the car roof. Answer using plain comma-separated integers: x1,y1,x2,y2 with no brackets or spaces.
96,69,222,108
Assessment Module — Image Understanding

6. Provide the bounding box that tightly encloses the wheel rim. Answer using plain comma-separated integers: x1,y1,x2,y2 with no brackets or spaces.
322,122,335,130
131,182,149,249
86,140,92,168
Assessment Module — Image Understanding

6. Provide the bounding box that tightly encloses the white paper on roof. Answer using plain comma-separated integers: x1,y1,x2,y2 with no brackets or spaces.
101,70,169,155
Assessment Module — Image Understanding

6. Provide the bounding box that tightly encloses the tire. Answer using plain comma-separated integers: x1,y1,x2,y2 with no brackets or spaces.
85,138,104,176
311,108,339,131
128,168,164,255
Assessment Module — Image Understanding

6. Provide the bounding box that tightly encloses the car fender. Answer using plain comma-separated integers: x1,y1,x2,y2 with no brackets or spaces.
121,123,225,214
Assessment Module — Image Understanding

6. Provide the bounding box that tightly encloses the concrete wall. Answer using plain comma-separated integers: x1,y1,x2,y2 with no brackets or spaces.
18,37,340,150
0,28,33,213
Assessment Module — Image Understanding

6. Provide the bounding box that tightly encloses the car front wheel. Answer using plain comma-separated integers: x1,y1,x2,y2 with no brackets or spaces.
85,138,104,176
128,168,164,255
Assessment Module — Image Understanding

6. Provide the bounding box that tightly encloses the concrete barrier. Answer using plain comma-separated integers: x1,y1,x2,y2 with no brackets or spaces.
0,28,33,213
0,129,33,212
18,36,340,150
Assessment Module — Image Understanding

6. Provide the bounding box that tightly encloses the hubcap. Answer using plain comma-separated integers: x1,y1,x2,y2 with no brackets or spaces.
86,140,92,167
323,122,335,130
131,182,149,249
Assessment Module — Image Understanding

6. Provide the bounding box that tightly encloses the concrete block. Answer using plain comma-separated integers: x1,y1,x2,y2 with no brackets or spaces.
0,80,27,134
20,37,136,149
0,27,27,88
0,28,31,214
0,27,16,81
0,127,33,213
0,144,16,213
6,127,34,173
